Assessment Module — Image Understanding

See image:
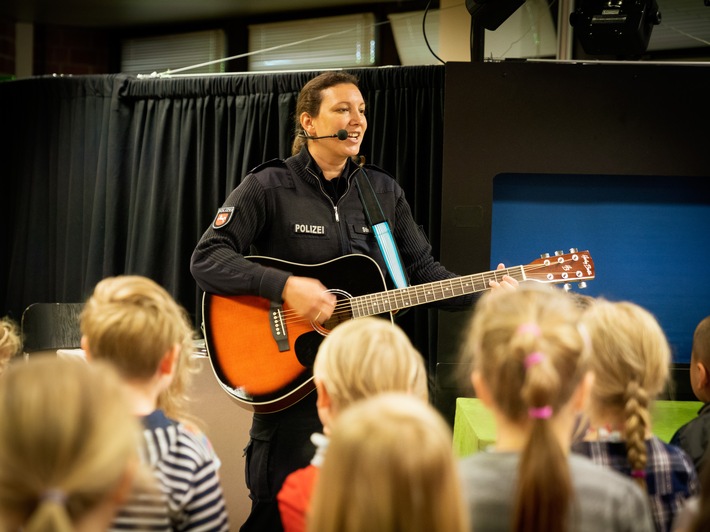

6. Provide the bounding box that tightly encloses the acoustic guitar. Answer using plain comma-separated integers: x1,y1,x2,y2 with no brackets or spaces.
201,250,594,413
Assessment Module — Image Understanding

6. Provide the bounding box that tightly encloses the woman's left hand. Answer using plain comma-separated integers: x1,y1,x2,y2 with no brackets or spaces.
488,263,519,292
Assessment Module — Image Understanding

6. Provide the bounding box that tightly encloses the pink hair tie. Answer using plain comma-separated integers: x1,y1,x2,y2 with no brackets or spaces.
524,352,545,368
528,406,553,419
516,323,541,337
631,469,646,479
41,488,67,505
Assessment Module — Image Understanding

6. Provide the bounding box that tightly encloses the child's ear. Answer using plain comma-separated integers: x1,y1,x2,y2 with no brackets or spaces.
315,379,331,409
471,371,494,409
80,335,91,360
697,362,709,389
315,379,335,433
158,344,180,376
571,371,595,412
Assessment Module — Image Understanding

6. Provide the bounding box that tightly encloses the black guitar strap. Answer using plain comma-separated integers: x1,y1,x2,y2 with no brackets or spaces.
354,166,409,289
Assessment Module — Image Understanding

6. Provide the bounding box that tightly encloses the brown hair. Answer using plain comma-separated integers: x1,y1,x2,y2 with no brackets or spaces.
582,299,670,490
308,393,469,532
291,71,360,155
460,285,588,532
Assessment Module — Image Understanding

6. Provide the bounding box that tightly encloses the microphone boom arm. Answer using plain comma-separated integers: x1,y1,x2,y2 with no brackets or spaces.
300,129,349,141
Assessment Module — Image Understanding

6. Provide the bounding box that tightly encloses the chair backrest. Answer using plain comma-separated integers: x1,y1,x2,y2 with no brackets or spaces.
21,303,84,353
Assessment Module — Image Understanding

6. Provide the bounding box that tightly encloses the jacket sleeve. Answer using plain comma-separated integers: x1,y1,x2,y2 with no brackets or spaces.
190,174,291,302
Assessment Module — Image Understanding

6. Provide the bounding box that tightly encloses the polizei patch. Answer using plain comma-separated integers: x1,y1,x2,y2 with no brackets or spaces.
293,223,326,235
212,207,235,229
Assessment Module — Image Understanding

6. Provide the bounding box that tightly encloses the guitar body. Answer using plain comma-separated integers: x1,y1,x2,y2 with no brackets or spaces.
202,249,595,413
202,254,391,413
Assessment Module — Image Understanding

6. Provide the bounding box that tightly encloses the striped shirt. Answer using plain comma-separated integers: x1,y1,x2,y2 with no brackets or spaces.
111,409,230,531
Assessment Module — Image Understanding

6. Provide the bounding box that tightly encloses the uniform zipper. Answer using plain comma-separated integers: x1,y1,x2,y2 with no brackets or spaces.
308,167,357,223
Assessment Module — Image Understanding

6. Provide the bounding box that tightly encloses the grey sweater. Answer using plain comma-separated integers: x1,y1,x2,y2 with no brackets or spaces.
459,451,654,532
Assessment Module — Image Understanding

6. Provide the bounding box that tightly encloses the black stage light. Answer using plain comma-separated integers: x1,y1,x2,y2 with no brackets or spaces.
570,0,662,57
465,0,526,31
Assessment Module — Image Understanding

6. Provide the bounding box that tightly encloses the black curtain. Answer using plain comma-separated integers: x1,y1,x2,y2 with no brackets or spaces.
0,65,445,365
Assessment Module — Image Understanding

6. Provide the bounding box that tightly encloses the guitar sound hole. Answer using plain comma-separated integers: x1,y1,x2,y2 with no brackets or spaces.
314,290,354,336
323,308,353,330
294,332,323,368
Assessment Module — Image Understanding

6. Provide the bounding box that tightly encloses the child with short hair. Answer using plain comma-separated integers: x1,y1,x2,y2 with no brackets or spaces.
0,356,142,532
308,392,469,532
80,275,229,531
670,315,710,473
459,285,654,532
277,316,427,532
573,299,699,532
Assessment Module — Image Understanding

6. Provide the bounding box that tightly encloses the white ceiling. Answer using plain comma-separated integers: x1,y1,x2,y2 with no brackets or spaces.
1,0,412,28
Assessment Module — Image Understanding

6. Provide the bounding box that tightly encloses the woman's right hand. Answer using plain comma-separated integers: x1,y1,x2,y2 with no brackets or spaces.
282,276,337,323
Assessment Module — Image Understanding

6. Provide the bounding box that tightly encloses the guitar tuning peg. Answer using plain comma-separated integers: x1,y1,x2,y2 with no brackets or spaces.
569,247,578,253
578,282,587,289
562,283,572,292
554,250,564,256
540,253,550,259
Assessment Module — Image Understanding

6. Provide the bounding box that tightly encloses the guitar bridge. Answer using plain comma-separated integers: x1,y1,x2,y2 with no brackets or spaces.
269,302,290,352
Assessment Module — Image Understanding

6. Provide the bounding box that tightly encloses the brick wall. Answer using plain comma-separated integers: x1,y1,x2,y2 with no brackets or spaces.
0,21,113,77
35,25,112,75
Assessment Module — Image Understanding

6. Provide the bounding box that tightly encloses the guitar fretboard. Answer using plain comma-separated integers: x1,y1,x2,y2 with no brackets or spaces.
350,266,526,318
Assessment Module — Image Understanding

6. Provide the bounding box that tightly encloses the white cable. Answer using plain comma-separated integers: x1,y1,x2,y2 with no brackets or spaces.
157,18,393,77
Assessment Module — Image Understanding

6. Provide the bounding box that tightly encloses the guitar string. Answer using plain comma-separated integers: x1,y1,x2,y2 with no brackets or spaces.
276,260,587,323
273,258,589,326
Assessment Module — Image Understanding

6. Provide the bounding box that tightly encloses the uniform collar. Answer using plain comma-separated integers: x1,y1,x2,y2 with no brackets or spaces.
297,146,359,181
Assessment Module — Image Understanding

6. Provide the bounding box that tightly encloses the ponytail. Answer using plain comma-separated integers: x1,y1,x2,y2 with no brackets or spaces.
514,339,571,532
460,287,587,532
25,492,74,532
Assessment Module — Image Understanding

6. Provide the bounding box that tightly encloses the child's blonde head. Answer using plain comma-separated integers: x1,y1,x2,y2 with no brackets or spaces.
582,298,670,488
81,275,199,426
313,316,427,416
80,275,194,382
308,392,468,532
462,285,588,422
0,356,141,531
460,284,589,532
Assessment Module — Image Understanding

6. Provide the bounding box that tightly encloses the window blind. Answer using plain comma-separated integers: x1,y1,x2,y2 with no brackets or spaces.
248,13,376,72
121,30,226,76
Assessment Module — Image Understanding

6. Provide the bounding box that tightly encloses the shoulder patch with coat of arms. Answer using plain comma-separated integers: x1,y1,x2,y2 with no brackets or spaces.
212,207,235,229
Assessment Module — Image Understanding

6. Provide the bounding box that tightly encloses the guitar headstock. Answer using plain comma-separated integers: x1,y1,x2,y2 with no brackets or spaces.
524,250,595,286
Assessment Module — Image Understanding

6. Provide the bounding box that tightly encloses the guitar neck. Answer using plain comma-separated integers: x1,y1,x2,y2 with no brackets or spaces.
350,265,526,318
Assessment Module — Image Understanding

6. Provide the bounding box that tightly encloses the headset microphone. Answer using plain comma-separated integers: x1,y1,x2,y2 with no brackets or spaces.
300,129,349,141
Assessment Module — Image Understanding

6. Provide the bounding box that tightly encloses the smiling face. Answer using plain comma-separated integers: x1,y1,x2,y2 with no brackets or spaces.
301,82,366,167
